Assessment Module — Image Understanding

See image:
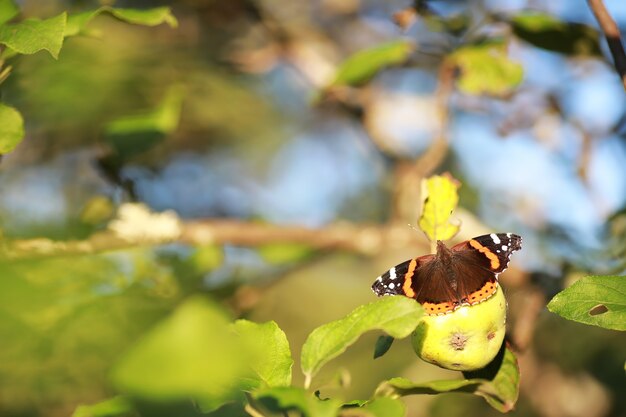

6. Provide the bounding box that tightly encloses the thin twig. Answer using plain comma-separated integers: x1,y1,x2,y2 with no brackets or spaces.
587,0,626,91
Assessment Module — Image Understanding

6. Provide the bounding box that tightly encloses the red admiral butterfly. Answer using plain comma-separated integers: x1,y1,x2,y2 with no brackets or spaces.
372,233,522,315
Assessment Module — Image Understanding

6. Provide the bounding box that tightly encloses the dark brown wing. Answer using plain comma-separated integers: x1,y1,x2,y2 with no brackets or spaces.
451,233,522,274
409,258,465,315
371,254,434,297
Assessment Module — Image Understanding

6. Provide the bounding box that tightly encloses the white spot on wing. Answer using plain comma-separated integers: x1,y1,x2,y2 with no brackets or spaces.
389,267,397,280
389,283,395,290
506,233,512,237
490,233,501,244
376,276,382,282
502,245,508,251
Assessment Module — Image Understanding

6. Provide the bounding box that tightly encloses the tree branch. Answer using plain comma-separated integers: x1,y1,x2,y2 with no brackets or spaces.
587,0,626,91
1,220,429,261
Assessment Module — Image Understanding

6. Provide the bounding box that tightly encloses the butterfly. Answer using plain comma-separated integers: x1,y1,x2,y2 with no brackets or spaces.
372,233,522,315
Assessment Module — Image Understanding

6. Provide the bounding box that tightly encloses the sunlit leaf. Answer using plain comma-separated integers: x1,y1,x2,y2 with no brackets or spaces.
65,6,177,37
189,245,224,272
254,387,341,417
418,174,460,242
450,43,523,96
109,7,178,28
0,102,24,154
346,397,406,417
110,296,248,404
378,346,519,413
258,243,315,265
329,40,413,87
547,275,626,331
105,85,184,159
424,14,470,36
0,0,19,25
232,320,293,388
301,296,423,385
0,13,66,59
71,396,133,417
80,196,115,226
511,12,601,56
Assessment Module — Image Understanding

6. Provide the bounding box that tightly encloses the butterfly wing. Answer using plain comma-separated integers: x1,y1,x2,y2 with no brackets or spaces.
451,233,522,274
446,233,522,308
372,233,522,315
372,254,460,314
371,254,434,297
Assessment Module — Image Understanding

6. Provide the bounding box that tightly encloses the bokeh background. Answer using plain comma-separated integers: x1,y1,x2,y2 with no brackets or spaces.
0,0,625,416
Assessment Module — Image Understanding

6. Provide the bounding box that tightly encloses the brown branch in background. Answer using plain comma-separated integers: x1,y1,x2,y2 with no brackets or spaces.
392,62,454,223
508,286,546,351
573,120,593,183
587,0,626,91
1,220,429,261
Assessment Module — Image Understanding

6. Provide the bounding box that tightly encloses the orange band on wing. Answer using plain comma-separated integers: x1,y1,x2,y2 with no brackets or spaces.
469,239,500,270
402,258,418,298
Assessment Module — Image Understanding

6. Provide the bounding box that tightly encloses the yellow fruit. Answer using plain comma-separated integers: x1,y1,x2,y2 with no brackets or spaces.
411,286,506,371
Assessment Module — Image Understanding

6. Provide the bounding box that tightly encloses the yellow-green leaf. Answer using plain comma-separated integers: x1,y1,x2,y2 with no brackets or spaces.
301,296,423,385
418,174,460,242
232,320,293,388
105,85,184,159
0,102,24,154
65,6,177,37
0,12,66,59
0,0,19,25
71,396,133,417
330,40,413,87
450,43,523,96
254,387,341,417
110,296,248,403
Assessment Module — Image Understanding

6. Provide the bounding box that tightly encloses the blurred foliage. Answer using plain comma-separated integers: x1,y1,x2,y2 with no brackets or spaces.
450,42,524,96
329,40,414,88
0,102,23,153
511,11,602,56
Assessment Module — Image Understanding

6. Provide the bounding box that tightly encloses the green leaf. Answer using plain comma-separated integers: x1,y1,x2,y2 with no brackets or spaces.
347,397,407,417
329,40,413,87
110,296,248,404
418,174,460,242
450,43,523,96
378,346,519,413
189,245,224,272
105,85,184,159
547,275,626,331
511,12,601,56
232,320,293,388
109,7,178,28
463,346,520,412
258,243,315,264
0,102,24,154
65,6,177,37
373,335,394,359
0,12,66,59
254,387,341,417
301,296,423,385
0,0,19,25
71,396,133,417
